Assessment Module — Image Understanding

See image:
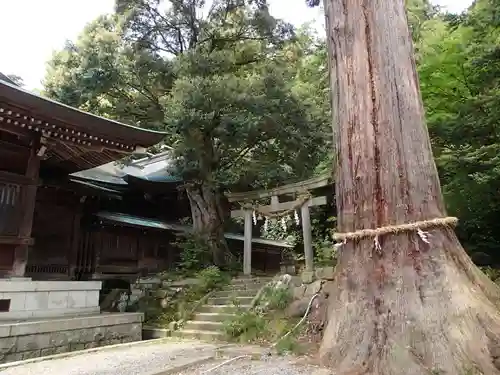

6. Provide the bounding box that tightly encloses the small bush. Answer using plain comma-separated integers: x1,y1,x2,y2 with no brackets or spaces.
275,334,302,355
223,310,267,342
196,266,230,292
175,233,212,272
257,285,293,311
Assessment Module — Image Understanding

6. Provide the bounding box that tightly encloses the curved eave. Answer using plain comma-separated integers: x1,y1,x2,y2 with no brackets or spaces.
0,80,166,147
124,174,183,194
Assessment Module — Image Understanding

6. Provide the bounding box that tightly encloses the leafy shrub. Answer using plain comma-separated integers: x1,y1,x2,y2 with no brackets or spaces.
223,310,267,342
196,266,230,292
259,285,293,311
275,334,302,355
314,237,338,267
175,233,212,272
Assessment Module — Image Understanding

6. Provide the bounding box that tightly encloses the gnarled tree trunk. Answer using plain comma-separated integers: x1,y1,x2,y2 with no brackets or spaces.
185,181,232,267
321,0,500,374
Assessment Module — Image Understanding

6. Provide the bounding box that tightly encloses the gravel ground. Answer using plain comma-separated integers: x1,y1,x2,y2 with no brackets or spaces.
0,340,221,375
174,355,324,375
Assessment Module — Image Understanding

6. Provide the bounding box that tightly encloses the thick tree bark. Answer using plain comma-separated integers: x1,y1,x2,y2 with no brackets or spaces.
321,0,500,374
185,181,232,267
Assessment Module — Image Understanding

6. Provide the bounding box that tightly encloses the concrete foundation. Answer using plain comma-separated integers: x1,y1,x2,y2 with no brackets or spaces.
0,279,101,320
0,312,143,363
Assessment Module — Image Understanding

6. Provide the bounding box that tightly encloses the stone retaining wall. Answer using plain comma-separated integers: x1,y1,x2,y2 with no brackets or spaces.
0,280,102,320
0,312,143,364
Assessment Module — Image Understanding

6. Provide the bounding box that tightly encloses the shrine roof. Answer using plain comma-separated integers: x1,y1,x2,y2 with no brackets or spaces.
70,149,182,192
96,211,294,249
0,78,166,173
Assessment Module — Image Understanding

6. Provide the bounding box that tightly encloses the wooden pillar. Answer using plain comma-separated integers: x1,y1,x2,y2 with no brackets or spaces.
9,142,40,277
68,206,83,279
301,201,314,272
243,208,252,276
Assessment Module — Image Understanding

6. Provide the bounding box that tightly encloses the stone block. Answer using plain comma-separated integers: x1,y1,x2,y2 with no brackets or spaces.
25,291,49,311
77,328,95,344
49,329,83,346
29,306,100,319
17,333,51,351
86,290,100,308
67,291,87,308
69,343,85,351
293,285,306,300
54,345,70,355
301,271,315,284
304,280,323,297
143,327,170,340
84,342,99,349
3,352,23,363
47,291,69,309
315,267,336,281
169,278,200,287
3,292,26,311
0,325,11,338
0,337,16,352
40,347,58,356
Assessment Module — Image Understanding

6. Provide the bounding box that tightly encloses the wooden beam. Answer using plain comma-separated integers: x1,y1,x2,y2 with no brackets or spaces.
0,171,35,185
225,174,331,202
231,196,327,218
0,237,34,246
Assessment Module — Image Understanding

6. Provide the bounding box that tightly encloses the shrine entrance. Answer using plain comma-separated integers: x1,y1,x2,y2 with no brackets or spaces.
225,175,331,275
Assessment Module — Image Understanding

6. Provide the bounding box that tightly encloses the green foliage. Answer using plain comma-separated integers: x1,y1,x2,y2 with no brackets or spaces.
174,233,213,272
223,309,267,342
142,266,229,326
43,1,331,265
222,302,304,354
44,2,329,191
417,0,500,262
196,266,230,292
258,285,293,311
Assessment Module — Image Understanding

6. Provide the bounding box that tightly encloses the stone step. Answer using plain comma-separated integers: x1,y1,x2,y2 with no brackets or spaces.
212,289,257,298
223,284,265,292
230,278,272,285
194,312,237,322
198,304,251,313
172,329,224,341
184,320,225,331
207,296,254,305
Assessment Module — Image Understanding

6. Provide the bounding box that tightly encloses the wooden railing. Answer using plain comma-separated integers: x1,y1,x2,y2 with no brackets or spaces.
0,177,24,237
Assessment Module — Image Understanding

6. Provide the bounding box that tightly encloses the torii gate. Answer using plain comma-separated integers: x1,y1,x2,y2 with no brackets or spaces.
225,175,331,275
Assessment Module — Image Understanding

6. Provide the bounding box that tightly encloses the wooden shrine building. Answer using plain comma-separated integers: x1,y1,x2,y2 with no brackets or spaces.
59,153,292,280
0,77,294,282
0,78,165,278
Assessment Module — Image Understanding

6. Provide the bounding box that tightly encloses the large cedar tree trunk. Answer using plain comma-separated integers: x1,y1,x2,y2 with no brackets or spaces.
185,182,231,267
321,0,500,374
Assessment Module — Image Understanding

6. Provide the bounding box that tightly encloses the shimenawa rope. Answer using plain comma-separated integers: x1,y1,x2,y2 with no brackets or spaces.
332,216,458,251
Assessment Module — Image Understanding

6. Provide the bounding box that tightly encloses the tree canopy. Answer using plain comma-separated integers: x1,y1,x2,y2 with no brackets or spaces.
43,0,331,264
44,1,330,191
42,0,500,267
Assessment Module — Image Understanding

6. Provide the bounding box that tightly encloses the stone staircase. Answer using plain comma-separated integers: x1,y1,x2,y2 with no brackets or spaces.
172,276,273,341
